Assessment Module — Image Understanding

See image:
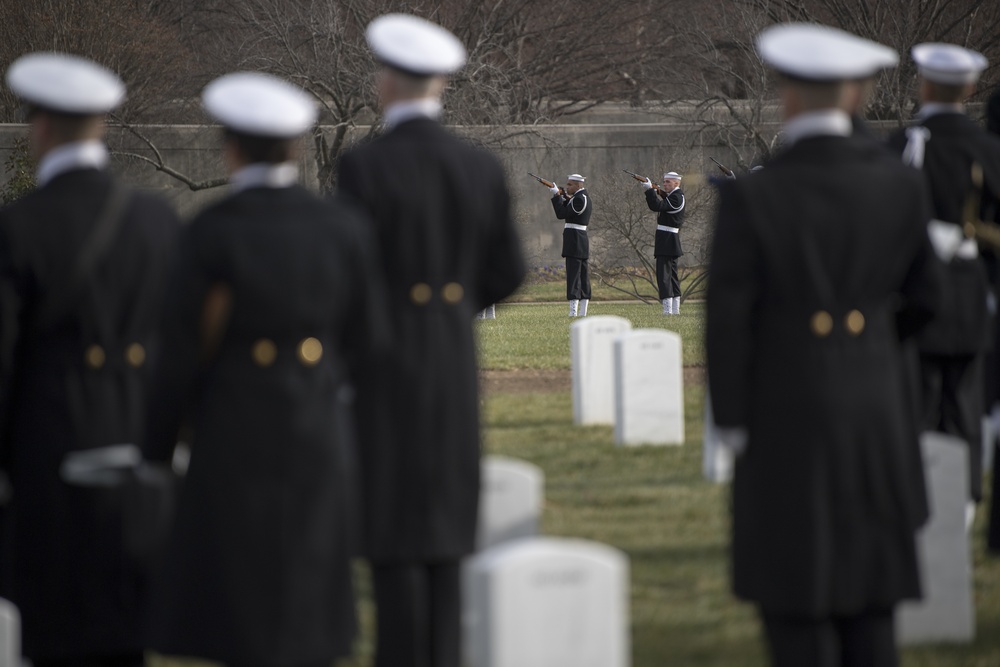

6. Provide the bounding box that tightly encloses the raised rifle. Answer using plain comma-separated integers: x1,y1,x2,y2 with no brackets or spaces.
528,172,566,198
710,157,735,178
622,169,667,197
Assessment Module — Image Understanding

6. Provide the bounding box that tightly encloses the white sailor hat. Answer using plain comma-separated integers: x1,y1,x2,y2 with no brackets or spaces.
567,173,585,182
202,72,317,138
366,13,467,76
663,172,682,181
6,52,125,115
756,23,899,81
912,43,987,85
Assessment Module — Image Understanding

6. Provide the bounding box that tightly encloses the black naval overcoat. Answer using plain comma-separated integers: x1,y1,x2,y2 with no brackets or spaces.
0,168,178,660
645,186,685,257
707,134,940,616
553,189,591,259
338,117,526,561
143,185,386,665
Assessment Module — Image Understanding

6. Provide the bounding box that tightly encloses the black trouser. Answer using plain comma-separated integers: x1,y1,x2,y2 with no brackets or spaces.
760,608,898,667
920,353,984,501
32,654,145,667
989,438,1000,552
656,256,680,300
565,256,591,300
371,560,461,667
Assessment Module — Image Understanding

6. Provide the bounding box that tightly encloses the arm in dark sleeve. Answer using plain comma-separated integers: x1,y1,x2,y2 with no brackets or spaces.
706,182,760,427
551,195,569,220
645,188,685,217
0,225,25,469
143,226,213,462
897,187,944,340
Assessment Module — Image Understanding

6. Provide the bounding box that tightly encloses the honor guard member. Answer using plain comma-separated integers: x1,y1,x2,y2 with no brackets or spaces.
0,54,179,667
337,14,526,667
143,72,386,667
550,173,592,316
888,43,1000,525
707,24,941,667
641,171,685,314
987,82,1000,554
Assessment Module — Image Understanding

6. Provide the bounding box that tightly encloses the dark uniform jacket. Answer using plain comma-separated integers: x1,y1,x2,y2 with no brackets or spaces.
645,187,685,257
707,134,940,616
553,189,591,259
887,112,1000,356
0,168,178,660
338,117,526,562
143,183,385,665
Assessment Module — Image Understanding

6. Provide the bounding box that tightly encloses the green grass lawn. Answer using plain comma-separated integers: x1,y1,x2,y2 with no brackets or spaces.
153,299,1000,667
474,303,1000,667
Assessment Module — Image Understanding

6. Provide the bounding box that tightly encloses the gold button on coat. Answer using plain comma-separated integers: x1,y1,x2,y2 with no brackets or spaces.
845,310,865,335
84,344,105,369
252,338,277,367
297,337,323,366
125,342,146,367
410,283,432,305
810,311,833,338
442,282,464,304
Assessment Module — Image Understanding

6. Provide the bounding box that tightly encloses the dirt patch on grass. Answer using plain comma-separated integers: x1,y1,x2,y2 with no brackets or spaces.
480,366,705,395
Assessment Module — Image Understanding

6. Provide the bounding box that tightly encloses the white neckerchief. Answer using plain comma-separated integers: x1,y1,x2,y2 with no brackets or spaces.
36,140,109,188
383,98,443,130
916,102,965,121
229,162,300,193
781,109,852,148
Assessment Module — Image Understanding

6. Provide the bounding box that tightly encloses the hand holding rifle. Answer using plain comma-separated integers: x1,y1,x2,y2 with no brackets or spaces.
710,157,735,179
622,169,667,198
528,172,567,199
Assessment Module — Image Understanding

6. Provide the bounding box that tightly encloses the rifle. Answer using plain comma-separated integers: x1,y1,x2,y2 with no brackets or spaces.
963,162,1000,252
622,169,667,197
710,157,734,178
528,173,566,198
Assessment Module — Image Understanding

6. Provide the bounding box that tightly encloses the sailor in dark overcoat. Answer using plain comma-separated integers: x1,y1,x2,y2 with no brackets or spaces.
143,73,385,667
336,14,526,667
887,43,1000,523
707,25,940,667
987,82,1000,554
642,171,685,314
550,174,592,316
0,54,179,666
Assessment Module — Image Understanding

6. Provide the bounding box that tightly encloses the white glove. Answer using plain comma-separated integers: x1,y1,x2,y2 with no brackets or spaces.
549,185,561,196
716,426,748,456
641,178,653,191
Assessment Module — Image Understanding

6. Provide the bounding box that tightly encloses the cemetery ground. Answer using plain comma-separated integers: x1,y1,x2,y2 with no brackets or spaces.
152,279,1000,667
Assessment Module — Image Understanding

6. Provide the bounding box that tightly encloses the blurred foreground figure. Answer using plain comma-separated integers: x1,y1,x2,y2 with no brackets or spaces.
337,13,526,667
888,42,1000,526
706,24,941,667
144,72,387,667
0,53,178,666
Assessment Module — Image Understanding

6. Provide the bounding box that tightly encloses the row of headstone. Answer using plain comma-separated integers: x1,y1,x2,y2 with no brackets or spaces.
570,316,684,447
466,456,630,667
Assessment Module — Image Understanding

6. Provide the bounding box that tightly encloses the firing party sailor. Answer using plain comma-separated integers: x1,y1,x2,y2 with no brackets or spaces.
551,173,592,316
0,52,179,667
642,170,686,315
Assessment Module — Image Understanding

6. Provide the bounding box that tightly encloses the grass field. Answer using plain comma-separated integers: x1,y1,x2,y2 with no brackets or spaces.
154,291,1000,667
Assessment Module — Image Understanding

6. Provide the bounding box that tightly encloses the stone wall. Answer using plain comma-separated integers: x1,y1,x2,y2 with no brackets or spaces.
0,115,780,266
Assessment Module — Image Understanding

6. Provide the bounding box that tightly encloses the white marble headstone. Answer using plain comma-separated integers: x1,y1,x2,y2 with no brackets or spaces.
613,329,684,446
897,431,974,644
0,598,19,667
476,456,544,550
571,316,632,425
463,537,630,667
